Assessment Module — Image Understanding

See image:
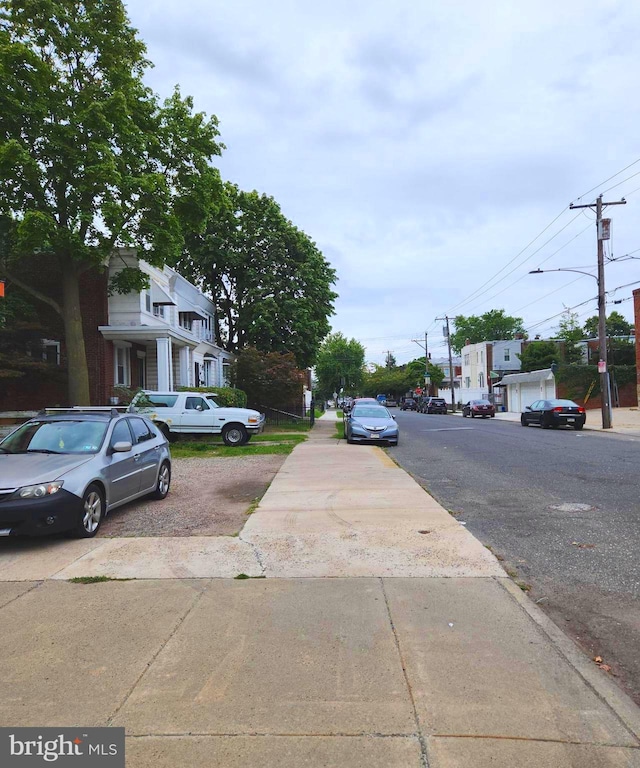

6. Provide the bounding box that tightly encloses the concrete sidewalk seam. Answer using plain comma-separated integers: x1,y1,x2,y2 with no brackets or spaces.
105,579,212,727
0,580,43,609
380,577,430,768
428,733,640,747
126,732,421,738
495,577,640,744
49,540,110,579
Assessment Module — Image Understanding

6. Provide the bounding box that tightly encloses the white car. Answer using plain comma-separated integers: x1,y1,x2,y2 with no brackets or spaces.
129,391,265,446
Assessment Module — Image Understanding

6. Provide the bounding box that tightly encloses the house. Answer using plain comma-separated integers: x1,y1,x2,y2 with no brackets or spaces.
97,251,233,402
433,356,461,402
459,339,524,404
0,249,234,410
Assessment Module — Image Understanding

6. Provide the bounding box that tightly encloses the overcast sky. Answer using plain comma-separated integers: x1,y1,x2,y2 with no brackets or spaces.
127,0,640,364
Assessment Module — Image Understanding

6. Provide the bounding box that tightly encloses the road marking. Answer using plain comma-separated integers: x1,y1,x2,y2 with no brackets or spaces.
421,427,473,432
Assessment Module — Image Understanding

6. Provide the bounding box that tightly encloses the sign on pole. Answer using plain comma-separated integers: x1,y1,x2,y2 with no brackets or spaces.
598,360,607,373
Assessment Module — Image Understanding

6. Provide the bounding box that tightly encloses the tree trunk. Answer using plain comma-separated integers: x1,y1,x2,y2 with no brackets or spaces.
61,266,91,405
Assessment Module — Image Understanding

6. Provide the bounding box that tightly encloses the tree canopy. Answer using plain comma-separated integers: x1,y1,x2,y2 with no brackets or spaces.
314,332,365,399
230,347,303,410
583,311,633,339
556,310,583,365
518,341,558,372
450,310,526,354
176,182,337,369
0,0,223,402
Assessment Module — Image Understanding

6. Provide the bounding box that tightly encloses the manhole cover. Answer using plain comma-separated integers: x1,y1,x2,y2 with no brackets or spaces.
550,503,594,513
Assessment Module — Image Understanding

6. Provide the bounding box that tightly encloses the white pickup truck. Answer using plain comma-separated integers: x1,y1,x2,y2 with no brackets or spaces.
128,391,265,446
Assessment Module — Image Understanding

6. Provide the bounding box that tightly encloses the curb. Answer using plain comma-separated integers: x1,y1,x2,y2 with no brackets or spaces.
497,577,640,743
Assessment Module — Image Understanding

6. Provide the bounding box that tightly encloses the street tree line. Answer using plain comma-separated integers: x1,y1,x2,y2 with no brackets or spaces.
0,0,336,403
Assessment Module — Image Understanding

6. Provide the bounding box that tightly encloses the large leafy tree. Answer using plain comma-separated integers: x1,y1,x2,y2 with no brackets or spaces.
556,310,584,365
518,341,558,373
178,182,337,368
450,310,526,354
314,332,364,399
583,311,633,338
361,365,413,399
0,0,223,403
404,357,445,390
230,347,302,410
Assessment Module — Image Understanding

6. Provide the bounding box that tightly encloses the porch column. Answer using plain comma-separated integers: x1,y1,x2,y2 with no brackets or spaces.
156,338,171,390
168,337,174,391
179,346,191,387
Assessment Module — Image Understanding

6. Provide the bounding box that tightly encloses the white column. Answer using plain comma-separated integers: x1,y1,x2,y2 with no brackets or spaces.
168,337,174,391
156,338,171,391
179,346,190,388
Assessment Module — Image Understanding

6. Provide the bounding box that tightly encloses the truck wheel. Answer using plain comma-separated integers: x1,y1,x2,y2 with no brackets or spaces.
157,423,176,443
223,424,248,446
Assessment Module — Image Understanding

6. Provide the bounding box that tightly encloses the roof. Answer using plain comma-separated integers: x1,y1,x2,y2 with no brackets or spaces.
498,368,555,386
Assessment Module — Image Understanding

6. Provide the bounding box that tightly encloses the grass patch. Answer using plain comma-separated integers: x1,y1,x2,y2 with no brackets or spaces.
249,433,307,444
234,573,266,580
333,421,345,440
68,575,133,584
336,410,343,418
172,442,297,459
246,497,261,515
263,422,310,432
314,407,324,419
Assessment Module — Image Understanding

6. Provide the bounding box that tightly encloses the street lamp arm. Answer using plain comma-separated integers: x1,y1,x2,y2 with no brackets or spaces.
529,267,597,281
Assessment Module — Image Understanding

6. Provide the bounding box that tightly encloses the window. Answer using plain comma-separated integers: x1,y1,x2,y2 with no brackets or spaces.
42,341,61,365
129,417,153,444
153,304,165,318
137,351,146,389
110,419,133,448
114,346,131,386
478,372,484,388
185,396,209,411
465,377,471,388
480,350,484,364
222,361,231,385
145,291,151,313
504,348,511,362
179,313,193,331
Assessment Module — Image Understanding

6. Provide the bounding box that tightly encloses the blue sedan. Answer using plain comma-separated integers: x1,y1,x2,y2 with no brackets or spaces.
345,405,399,446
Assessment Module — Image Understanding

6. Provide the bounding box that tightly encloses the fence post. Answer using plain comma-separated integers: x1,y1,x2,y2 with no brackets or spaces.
310,399,315,427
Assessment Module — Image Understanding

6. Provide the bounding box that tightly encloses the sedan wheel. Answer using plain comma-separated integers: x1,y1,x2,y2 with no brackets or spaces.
520,415,529,427
70,484,104,538
541,414,551,429
151,461,171,500
574,423,584,431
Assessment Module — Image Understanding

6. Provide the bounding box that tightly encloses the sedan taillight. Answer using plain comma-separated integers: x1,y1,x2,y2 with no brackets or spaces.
553,407,564,412
577,407,586,413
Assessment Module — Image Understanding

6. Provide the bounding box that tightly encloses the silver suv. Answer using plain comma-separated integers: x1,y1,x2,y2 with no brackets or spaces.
0,409,171,538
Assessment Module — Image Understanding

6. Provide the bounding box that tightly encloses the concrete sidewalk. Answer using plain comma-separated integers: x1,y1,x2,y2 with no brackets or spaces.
0,416,639,766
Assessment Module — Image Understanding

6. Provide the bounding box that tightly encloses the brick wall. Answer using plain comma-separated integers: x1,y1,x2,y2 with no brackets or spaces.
634,289,640,406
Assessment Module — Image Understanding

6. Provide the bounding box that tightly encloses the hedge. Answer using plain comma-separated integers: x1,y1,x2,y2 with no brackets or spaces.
555,364,636,401
176,386,247,408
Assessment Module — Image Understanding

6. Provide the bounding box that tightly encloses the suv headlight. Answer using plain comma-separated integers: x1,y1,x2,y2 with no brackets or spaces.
17,481,64,499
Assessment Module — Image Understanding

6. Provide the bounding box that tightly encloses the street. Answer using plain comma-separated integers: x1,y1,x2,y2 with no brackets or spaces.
390,409,640,705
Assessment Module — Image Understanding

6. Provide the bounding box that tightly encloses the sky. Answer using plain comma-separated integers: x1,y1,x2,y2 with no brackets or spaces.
126,0,640,365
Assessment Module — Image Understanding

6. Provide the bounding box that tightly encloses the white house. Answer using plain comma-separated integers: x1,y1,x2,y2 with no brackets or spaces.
98,250,234,395
459,339,524,404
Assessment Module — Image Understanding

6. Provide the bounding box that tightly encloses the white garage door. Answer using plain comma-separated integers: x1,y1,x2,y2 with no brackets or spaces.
544,379,556,400
520,383,541,409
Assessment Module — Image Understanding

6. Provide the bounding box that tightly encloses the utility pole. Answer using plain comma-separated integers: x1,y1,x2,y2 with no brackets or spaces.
569,194,626,429
411,332,430,394
436,315,456,412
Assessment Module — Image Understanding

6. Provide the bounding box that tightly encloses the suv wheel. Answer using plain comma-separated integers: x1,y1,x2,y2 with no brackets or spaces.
69,484,104,538
151,461,171,500
223,424,248,446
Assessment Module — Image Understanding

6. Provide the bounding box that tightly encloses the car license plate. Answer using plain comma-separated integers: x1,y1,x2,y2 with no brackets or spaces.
566,417,575,422
369,433,380,439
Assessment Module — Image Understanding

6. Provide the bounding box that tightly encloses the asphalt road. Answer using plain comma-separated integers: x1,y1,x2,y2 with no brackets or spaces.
390,408,640,705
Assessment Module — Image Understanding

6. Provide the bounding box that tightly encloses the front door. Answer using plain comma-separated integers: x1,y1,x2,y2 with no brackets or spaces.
128,417,161,494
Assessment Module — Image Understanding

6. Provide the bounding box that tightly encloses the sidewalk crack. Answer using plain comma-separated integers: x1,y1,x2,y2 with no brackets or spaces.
105,580,211,726
238,532,266,576
380,577,430,768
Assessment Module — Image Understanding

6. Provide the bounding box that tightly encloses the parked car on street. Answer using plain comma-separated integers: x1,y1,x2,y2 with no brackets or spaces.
462,400,495,418
345,404,399,446
420,397,447,414
520,399,586,430
129,390,265,446
400,398,418,411
0,408,171,538
385,397,398,408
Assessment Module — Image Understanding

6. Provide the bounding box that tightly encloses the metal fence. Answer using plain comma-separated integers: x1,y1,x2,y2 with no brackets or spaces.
254,403,314,427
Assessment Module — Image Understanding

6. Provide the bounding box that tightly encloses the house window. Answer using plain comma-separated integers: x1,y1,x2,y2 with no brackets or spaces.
480,350,484,364
463,354,470,366
179,313,193,331
145,291,151,313
42,341,61,366
479,372,484,388
465,377,471,389
504,348,511,362
153,304,165,318
222,360,231,385
114,346,131,386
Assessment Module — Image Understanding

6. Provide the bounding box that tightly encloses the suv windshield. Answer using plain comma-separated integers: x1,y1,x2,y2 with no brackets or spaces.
0,420,108,455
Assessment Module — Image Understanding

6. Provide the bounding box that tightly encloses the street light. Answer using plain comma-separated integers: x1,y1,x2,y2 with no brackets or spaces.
529,267,611,429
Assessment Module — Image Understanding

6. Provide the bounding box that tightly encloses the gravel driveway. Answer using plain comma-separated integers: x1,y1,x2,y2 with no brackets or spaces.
98,455,286,538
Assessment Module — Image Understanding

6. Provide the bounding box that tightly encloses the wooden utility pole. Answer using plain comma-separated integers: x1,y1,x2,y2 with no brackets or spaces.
436,315,456,411
569,194,626,429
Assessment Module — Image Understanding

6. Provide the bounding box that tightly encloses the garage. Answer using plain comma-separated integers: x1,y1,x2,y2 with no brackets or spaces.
500,369,556,413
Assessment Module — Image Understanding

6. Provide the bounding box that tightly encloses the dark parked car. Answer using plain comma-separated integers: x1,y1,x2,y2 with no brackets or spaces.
420,397,447,414
345,404,399,446
520,399,586,430
400,398,417,411
462,400,495,418
0,408,171,538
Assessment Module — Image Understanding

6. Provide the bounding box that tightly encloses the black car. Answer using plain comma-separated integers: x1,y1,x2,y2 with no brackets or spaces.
400,398,417,411
520,399,586,430
420,397,447,414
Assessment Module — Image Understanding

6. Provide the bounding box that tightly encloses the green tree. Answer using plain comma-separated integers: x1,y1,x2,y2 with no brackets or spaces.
314,333,365,400
361,365,413,399
450,310,526,354
404,357,445,390
583,311,633,338
556,310,584,365
177,182,337,368
385,351,397,368
518,341,558,373
0,0,223,403
230,347,302,409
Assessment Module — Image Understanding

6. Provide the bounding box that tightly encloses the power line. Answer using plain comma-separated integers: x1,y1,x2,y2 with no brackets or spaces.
571,156,640,203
